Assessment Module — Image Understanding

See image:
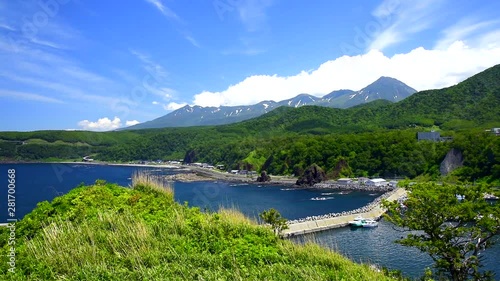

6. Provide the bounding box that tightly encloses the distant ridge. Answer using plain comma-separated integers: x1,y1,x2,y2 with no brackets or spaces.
124,77,416,130
222,64,500,134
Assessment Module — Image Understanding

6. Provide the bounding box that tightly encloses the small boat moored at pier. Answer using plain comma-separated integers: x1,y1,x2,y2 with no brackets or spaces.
362,219,378,228
349,216,379,228
348,216,365,227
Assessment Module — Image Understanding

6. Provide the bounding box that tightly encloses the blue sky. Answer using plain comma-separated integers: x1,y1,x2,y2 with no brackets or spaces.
1,0,500,131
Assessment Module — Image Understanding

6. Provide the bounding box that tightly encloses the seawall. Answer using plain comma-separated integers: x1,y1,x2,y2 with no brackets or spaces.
283,188,407,237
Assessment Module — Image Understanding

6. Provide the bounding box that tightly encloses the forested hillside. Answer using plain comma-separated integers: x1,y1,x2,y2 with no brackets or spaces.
1,65,499,183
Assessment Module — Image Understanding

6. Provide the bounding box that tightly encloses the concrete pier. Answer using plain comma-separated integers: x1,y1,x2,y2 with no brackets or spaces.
283,188,407,237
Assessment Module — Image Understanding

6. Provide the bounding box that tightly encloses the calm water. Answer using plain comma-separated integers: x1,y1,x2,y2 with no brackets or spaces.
1,163,499,279
0,163,380,222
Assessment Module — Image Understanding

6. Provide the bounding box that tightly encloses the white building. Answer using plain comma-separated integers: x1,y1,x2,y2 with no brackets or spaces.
389,180,398,188
366,178,387,187
493,128,500,136
337,178,352,185
358,177,369,184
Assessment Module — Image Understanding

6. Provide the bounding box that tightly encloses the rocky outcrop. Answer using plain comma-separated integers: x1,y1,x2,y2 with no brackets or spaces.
257,171,271,182
183,150,197,164
440,148,463,176
296,164,326,186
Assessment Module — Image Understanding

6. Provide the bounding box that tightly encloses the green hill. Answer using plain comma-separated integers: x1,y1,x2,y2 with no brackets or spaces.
1,65,499,181
0,175,396,280
223,64,500,134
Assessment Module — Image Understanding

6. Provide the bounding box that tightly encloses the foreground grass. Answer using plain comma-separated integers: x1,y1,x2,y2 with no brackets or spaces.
0,174,397,280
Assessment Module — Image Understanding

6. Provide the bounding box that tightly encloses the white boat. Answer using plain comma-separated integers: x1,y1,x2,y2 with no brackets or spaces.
362,219,378,228
348,216,365,227
321,192,335,195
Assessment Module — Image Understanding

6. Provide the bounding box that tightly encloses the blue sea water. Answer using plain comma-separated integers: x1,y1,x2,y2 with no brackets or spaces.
0,163,499,279
0,163,380,222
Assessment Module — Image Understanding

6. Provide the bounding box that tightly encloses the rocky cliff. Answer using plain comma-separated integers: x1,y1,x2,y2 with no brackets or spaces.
440,148,464,176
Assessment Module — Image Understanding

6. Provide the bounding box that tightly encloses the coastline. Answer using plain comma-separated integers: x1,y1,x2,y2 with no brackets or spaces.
1,161,297,185
1,160,183,169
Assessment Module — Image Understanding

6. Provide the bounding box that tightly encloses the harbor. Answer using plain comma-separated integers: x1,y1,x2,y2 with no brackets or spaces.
283,188,407,237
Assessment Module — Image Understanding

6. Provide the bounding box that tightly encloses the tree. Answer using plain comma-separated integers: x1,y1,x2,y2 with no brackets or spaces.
383,182,500,281
259,208,288,236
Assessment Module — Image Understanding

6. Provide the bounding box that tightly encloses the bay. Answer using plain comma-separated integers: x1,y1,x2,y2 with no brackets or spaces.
1,163,498,279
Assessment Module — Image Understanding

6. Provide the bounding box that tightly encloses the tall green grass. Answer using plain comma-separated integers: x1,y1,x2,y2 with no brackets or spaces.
0,171,402,280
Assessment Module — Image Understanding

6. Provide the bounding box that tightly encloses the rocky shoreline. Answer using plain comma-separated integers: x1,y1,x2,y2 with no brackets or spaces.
311,182,395,192
287,188,402,225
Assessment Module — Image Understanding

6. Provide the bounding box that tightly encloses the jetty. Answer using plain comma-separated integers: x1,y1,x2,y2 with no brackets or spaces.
283,188,407,237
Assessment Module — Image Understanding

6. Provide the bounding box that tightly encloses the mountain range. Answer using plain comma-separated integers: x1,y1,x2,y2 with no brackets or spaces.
223,64,500,134
125,76,416,130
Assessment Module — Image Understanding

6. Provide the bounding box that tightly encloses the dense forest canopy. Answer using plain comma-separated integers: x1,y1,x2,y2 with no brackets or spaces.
1,65,500,183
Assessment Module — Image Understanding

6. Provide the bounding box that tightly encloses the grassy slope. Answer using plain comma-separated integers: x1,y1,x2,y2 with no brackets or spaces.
0,175,396,281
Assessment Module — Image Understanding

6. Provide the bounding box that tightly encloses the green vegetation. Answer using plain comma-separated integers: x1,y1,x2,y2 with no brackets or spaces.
1,65,500,183
0,174,397,280
383,182,500,281
259,208,289,236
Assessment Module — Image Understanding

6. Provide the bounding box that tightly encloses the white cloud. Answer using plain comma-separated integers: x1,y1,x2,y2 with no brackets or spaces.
164,102,188,111
152,101,159,105
148,87,176,99
0,23,15,31
185,35,200,48
125,120,140,126
193,43,500,107
435,19,500,50
369,0,445,51
130,50,179,103
236,0,274,32
0,90,64,103
30,38,65,50
130,49,169,81
144,0,181,22
142,1,199,48
78,117,122,131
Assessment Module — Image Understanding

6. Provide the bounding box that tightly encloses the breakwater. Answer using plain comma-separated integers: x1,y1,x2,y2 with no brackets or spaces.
312,182,395,192
283,188,407,237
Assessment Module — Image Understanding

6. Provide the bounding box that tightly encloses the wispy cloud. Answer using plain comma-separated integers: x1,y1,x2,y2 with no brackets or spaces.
236,0,274,32
144,0,182,22
143,0,201,48
129,49,186,110
185,35,201,48
0,23,15,31
0,71,136,106
130,49,169,81
0,89,64,103
435,18,500,49
0,12,137,111
369,0,445,51
30,38,65,49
